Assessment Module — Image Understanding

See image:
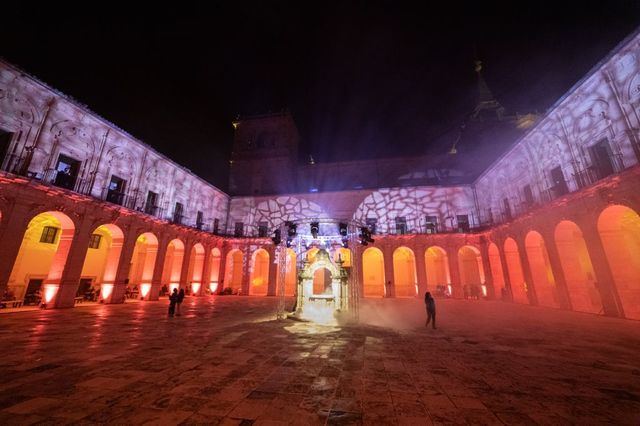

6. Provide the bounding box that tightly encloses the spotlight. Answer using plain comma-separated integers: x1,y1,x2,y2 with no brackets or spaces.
338,222,348,237
286,221,297,237
271,229,281,245
310,221,319,239
359,226,374,245
342,239,349,249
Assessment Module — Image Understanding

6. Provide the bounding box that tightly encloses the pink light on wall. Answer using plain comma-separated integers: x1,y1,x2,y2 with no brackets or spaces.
209,282,218,293
140,283,151,298
191,282,201,295
101,283,114,301
43,284,59,304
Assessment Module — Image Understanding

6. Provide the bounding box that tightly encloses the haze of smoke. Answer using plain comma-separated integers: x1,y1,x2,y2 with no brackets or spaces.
357,298,427,330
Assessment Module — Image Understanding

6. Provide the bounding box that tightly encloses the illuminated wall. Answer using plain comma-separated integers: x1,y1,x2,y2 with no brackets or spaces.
161,239,185,287
458,246,485,289
425,246,450,289
128,233,158,286
524,231,559,308
487,243,506,294
0,60,229,229
224,249,244,292
504,238,528,304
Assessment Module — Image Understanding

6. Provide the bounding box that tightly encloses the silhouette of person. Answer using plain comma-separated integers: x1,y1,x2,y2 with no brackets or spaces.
168,288,178,317
425,291,436,329
176,288,185,316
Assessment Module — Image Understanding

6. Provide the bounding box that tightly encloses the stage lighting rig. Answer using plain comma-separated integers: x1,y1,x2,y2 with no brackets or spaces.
338,222,348,237
310,221,319,239
271,229,281,245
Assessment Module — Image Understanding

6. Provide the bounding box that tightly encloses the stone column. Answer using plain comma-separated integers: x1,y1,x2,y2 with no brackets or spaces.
497,241,513,301
0,203,33,296
382,244,395,297
110,226,139,304
479,240,495,299
414,243,428,296
217,244,228,295
540,228,572,310
267,245,278,296
516,237,538,306
241,245,251,296
179,239,193,292
199,245,212,296
54,216,95,308
149,237,170,301
447,246,463,299
579,223,623,317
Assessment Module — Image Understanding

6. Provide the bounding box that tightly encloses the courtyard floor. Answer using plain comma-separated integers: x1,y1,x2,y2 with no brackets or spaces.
0,297,639,425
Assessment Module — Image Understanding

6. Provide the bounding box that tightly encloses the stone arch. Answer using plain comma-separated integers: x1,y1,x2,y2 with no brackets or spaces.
424,246,450,290
128,232,158,299
524,231,559,308
597,205,640,319
161,238,185,293
362,247,385,297
457,245,485,298
393,246,417,297
504,237,528,304
249,248,270,296
223,249,244,293
186,243,205,295
208,247,222,293
554,221,602,314
488,243,506,295
7,211,76,306
79,223,125,302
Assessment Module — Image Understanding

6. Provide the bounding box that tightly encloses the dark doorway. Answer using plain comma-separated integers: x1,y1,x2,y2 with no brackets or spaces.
53,154,81,190
550,166,568,197
77,278,94,300
590,139,615,179
173,202,184,224
106,175,126,205
144,191,158,215
24,279,43,305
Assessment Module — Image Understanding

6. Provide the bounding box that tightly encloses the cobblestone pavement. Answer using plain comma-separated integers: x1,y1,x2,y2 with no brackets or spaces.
1,297,639,425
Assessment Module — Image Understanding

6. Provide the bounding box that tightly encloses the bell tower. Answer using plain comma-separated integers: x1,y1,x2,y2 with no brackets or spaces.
228,111,300,196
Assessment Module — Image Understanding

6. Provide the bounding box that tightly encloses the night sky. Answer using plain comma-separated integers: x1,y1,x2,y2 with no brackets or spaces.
3,2,639,190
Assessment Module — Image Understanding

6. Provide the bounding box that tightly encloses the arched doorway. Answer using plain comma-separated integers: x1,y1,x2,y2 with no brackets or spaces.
161,239,185,294
79,224,125,302
128,232,158,299
186,243,205,295
208,247,221,293
249,249,270,296
488,243,506,297
276,248,297,296
598,205,640,319
524,231,559,308
425,246,450,292
458,245,485,299
504,238,528,304
554,221,602,314
393,247,417,297
7,211,75,306
362,247,385,297
223,249,244,293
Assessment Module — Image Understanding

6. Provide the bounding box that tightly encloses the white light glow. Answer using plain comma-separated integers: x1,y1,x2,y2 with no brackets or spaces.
101,283,114,300
169,283,180,293
447,284,453,296
191,282,201,295
140,283,151,298
481,285,487,297
43,284,59,304
209,282,218,293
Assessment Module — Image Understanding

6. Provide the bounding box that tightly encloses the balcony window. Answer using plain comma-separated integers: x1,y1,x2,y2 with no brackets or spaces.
196,211,204,230
144,191,158,215
53,154,80,190
456,215,470,233
366,218,377,235
258,222,268,238
425,215,438,234
550,166,568,197
106,175,126,205
173,202,184,224
234,222,244,237
589,138,615,179
213,218,220,234
395,217,407,235
523,184,534,206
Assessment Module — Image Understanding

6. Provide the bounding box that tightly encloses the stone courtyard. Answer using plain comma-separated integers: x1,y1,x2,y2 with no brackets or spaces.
1,297,639,425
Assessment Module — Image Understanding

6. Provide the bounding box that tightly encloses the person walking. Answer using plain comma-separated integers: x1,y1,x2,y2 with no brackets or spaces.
176,288,185,316
424,291,436,329
168,288,178,317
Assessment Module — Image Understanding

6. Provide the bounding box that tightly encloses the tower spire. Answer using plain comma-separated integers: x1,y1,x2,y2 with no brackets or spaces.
472,60,505,120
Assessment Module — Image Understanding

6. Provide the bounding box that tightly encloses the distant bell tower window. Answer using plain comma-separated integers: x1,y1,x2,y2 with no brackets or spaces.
106,175,126,205
234,222,244,237
395,217,407,235
258,222,268,238
40,226,59,244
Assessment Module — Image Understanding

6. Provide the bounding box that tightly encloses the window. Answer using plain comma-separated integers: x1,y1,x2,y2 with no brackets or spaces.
456,215,470,233
40,226,59,244
590,138,615,179
503,198,512,220
53,154,81,190
550,166,568,197
213,218,220,234
523,184,534,206
258,221,268,238
196,211,204,229
0,129,13,171
88,234,102,249
395,217,407,235
234,222,244,237
366,218,377,235
144,191,158,215
173,202,184,224
106,175,126,205
425,215,438,234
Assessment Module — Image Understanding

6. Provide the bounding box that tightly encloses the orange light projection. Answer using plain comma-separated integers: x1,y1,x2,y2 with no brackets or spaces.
524,231,559,308
425,246,450,290
249,249,269,295
393,246,417,297
362,247,385,297
504,238,528,304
